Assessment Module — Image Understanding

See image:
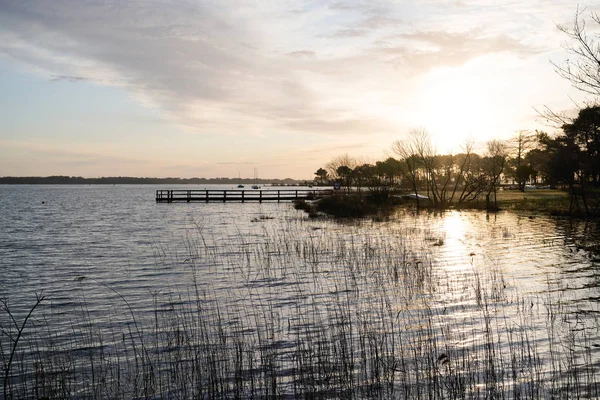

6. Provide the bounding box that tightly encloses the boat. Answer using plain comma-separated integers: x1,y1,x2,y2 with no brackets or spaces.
237,184,245,188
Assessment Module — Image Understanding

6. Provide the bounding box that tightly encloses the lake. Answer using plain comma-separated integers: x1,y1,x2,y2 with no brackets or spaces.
1,184,599,398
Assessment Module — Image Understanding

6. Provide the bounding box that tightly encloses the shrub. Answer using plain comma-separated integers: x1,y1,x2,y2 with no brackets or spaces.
314,193,375,218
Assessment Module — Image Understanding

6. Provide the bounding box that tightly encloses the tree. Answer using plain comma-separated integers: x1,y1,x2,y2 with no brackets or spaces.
538,8,600,129
552,8,600,191
562,106,600,186
484,140,509,211
525,143,551,184
393,131,482,208
392,128,429,208
314,168,328,185
515,165,535,188
537,132,580,188
353,164,375,191
538,132,589,214
552,7,600,97
507,130,537,191
336,165,353,191
375,158,402,188
326,154,360,180
450,139,476,204
458,153,488,203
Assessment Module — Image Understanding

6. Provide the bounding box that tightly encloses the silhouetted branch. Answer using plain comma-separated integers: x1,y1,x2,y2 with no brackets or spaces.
551,7,600,97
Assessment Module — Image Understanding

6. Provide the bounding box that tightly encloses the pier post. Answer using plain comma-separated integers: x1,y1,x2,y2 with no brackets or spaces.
242,190,245,203
206,190,209,203
223,190,227,203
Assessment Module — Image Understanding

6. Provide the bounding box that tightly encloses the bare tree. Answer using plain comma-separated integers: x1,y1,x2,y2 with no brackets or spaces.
325,154,360,180
393,131,482,208
552,7,600,97
412,130,439,205
392,128,429,208
458,152,488,204
450,138,476,203
537,8,600,127
484,140,509,210
511,130,535,167
507,130,537,191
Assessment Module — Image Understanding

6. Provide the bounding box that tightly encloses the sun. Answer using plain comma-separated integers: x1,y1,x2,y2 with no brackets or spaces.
411,64,499,154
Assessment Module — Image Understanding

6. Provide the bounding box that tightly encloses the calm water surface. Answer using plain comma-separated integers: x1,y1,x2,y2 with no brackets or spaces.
1,185,308,304
1,184,600,397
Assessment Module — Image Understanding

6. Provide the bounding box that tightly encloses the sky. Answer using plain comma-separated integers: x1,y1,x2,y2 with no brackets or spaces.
0,0,596,179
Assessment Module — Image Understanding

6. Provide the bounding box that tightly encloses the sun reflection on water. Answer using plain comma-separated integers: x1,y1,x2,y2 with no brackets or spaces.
437,210,470,270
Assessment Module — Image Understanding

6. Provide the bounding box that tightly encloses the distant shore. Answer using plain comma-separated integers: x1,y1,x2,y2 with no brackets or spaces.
0,176,301,185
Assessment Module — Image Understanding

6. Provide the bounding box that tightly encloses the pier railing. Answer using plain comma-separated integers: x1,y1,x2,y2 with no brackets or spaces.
156,189,332,203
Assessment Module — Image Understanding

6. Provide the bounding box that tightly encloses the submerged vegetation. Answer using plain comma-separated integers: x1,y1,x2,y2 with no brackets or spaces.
2,217,599,398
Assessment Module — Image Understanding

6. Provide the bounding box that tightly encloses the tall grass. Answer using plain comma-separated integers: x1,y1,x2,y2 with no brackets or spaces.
1,216,599,399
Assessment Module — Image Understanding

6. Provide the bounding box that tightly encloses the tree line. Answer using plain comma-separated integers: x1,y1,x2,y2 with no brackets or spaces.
314,106,600,214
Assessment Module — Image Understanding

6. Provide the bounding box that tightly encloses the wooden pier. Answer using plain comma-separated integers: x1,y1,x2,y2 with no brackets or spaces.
156,189,331,203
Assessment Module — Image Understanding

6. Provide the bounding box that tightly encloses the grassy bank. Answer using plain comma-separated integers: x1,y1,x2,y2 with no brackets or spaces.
1,219,599,398
494,189,570,213
441,189,573,214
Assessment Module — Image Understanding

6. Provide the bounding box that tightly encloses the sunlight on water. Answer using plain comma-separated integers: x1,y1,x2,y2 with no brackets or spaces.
439,210,469,270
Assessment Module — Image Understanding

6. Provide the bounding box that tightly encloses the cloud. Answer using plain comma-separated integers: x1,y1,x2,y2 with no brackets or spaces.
286,50,316,58
327,2,359,11
283,114,394,136
3,0,382,138
358,15,402,30
50,75,88,82
327,29,369,38
373,30,541,71
0,0,579,144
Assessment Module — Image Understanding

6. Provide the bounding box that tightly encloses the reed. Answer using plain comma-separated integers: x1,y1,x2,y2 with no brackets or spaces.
1,217,599,398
